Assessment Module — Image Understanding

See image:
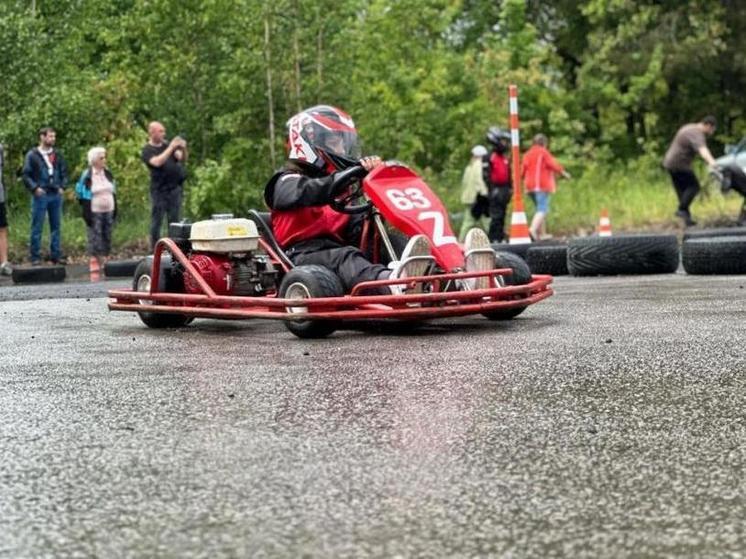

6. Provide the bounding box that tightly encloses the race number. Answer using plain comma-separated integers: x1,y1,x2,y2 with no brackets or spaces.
385,188,432,211
418,211,457,247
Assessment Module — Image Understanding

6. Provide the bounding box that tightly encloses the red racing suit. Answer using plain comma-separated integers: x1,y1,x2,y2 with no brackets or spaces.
263,163,389,292
264,166,351,249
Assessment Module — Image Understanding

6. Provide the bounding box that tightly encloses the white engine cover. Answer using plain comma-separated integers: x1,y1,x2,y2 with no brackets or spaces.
189,218,259,253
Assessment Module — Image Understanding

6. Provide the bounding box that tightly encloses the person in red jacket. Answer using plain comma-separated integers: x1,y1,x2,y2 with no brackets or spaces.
521,134,570,240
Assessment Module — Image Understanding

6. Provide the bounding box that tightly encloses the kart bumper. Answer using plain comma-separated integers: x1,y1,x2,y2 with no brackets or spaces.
108,271,553,322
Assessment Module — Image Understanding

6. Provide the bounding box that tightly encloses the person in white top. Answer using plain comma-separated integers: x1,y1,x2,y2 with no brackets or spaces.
75,147,116,276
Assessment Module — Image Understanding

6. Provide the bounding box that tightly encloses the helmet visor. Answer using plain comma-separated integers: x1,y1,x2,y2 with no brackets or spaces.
318,129,361,160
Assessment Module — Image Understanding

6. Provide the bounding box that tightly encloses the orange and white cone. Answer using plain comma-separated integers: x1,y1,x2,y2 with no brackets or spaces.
507,84,532,245
598,208,612,237
508,199,533,244
89,257,101,282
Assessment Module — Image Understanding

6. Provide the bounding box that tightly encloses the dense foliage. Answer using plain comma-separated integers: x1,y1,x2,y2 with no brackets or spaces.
1,0,743,222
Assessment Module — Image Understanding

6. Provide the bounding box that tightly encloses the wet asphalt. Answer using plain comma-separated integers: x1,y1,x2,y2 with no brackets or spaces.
1,273,745,557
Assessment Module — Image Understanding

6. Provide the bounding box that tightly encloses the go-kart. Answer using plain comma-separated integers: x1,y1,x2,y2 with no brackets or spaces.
108,161,553,338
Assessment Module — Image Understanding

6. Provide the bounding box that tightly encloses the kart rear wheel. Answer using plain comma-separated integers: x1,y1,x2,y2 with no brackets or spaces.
279,265,344,339
482,251,531,321
133,257,192,329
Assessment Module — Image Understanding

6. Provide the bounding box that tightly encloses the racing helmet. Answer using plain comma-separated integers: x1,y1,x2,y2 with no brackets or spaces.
486,126,511,150
286,105,361,173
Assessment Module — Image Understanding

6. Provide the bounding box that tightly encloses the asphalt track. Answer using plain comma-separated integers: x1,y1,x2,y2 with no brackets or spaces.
1,273,745,557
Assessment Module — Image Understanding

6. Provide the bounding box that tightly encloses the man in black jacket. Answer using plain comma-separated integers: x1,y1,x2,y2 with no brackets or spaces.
141,121,187,249
22,127,68,265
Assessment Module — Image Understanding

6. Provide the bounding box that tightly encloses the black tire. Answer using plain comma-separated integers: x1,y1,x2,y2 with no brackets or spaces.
12,265,66,284
567,234,679,276
104,259,141,277
279,265,344,339
491,242,531,258
132,256,192,328
682,236,746,275
682,227,746,241
526,244,568,276
483,251,532,320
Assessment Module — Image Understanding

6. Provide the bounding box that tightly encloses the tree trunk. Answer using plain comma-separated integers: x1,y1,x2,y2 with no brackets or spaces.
264,12,276,167
292,0,302,112
316,25,324,102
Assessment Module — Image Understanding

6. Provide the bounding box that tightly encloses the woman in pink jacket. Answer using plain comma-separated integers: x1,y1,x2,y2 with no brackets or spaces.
521,134,570,239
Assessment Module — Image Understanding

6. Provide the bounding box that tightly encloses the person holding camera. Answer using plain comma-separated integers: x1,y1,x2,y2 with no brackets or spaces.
141,121,187,249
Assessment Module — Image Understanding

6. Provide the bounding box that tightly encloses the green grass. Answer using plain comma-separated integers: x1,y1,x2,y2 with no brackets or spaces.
5,158,743,261
5,199,149,263
440,156,744,237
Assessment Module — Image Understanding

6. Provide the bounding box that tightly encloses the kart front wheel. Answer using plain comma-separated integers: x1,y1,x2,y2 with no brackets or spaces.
133,257,192,329
482,251,531,321
279,265,344,339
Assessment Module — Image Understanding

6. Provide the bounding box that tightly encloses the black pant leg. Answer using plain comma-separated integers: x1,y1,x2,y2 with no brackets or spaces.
150,191,167,249
488,187,512,242
670,170,700,213
166,188,182,224
291,245,389,293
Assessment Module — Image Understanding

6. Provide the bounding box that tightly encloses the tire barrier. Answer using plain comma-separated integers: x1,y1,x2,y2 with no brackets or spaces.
103,259,142,278
682,236,746,275
567,234,679,276
526,244,568,276
491,242,531,258
12,265,66,284
682,227,746,241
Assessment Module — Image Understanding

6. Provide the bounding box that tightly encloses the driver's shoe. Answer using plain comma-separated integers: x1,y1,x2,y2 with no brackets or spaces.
464,228,495,291
388,235,432,295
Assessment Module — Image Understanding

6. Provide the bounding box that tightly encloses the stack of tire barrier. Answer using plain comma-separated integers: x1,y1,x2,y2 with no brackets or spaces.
12,265,66,284
104,259,142,278
492,241,570,276
567,234,679,276
681,227,746,275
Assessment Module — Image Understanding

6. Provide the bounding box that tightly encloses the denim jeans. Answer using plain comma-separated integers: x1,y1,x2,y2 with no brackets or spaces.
30,191,63,261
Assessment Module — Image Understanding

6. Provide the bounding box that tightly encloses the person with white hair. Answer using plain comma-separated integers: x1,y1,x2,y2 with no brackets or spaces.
458,145,490,241
75,146,116,277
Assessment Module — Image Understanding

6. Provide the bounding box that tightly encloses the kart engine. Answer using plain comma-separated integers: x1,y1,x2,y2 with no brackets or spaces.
180,215,277,296
183,253,277,296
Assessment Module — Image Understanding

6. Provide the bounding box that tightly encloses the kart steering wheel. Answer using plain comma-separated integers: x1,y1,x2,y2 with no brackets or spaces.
329,165,374,214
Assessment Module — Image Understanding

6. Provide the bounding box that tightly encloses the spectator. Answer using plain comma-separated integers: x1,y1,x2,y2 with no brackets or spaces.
662,116,717,227
459,145,489,241
76,147,116,276
22,127,68,265
141,121,187,249
522,134,570,240
483,127,513,242
0,143,12,275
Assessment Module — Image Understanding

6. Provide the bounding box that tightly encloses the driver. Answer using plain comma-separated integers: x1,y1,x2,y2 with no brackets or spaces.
264,105,432,293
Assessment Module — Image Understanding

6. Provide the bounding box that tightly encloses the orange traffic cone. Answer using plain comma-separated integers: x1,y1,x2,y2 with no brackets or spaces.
508,198,533,244
598,208,612,237
89,257,101,282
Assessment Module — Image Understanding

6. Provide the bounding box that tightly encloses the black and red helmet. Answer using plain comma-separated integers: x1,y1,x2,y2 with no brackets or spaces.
486,126,511,147
286,105,361,173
